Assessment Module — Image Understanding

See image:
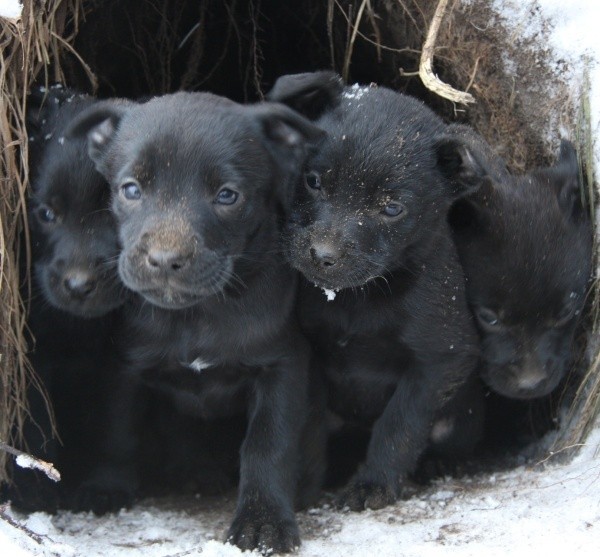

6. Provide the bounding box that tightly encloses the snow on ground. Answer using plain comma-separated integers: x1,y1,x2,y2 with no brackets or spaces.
1,423,600,557
1,1,600,556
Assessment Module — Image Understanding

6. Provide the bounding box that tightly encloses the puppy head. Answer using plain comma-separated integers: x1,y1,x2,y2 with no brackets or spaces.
69,92,324,310
447,134,592,399
28,88,125,318
272,79,476,290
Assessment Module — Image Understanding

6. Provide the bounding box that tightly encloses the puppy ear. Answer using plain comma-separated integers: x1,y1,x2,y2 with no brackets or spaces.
249,102,326,209
435,135,491,198
266,71,344,120
252,102,326,153
66,102,128,176
534,140,584,220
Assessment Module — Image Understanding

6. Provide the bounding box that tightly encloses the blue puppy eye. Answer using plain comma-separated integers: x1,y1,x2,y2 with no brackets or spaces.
382,203,404,218
305,171,321,190
476,307,502,330
215,188,238,205
121,181,142,201
37,205,57,224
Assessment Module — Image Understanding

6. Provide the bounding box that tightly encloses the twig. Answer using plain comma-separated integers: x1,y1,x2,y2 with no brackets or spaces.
0,440,61,482
342,0,368,82
0,504,45,545
417,0,475,105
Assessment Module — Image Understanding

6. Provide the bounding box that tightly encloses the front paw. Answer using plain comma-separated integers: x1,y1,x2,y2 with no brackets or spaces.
72,466,137,515
337,478,397,511
227,507,300,555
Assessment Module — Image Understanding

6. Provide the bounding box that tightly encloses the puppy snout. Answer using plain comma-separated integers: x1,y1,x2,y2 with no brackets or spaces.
511,357,547,391
63,270,97,299
310,242,340,268
146,247,193,272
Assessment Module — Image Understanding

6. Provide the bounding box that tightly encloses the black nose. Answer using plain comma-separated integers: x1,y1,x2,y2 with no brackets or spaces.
146,248,192,272
310,243,339,268
63,271,96,299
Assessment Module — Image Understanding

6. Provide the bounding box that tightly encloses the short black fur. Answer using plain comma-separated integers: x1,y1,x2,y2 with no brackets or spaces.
268,72,480,510
68,92,327,554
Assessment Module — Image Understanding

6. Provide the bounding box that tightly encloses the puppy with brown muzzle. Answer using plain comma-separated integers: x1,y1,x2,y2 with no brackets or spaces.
69,92,326,554
268,72,481,511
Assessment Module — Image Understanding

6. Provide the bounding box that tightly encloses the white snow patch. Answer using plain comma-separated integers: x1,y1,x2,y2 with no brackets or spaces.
342,83,370,101
322,288,337,302
15,455,36,472
0,0,22,19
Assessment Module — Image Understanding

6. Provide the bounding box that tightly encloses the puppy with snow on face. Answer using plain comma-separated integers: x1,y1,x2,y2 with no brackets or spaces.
69,92,326,554
445,125,592,400
267,72,480,510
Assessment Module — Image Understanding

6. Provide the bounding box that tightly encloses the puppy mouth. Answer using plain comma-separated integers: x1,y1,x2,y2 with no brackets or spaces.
293,258,384,291
120,254,233,309
137,287,207,310
42,269,126,318
480,366,560,400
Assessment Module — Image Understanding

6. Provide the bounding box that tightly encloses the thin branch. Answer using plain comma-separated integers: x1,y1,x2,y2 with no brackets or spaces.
0,440,61,482
0,504,45,545
343,0,368,81
418,0,475,105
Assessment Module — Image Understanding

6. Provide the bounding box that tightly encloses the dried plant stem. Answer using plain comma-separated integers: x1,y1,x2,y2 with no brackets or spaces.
0,440,61,482
342,0,368,82
418,0,475,104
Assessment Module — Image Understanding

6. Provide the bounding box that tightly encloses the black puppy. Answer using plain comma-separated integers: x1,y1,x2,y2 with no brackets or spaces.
445,125,592,399
267,72,480,510
68,92,326,554
6,85,125,512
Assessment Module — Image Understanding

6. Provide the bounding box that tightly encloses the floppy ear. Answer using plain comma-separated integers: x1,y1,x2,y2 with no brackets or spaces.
436,133,500,233
249,102,326,209
266,71,343,120
435,135,491,198
534,140,584,220
66,101,129,177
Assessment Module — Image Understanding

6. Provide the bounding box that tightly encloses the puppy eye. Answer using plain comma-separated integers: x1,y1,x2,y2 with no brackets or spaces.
304,171,321,190
215,188,238,205
36,205,58,224
382,202,405,218
120,181,142,201
475,307,502,331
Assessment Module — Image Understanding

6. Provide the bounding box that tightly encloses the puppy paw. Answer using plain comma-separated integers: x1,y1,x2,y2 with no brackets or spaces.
337,479,397,511
227,508,300,554
72,466,137,515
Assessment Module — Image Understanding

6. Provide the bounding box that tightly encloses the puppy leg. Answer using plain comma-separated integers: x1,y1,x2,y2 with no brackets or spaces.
227,336,311,554
338,365,453,511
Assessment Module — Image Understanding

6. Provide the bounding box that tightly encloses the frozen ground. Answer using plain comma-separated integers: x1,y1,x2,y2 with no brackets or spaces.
1,422,599,557
1,0,599,555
